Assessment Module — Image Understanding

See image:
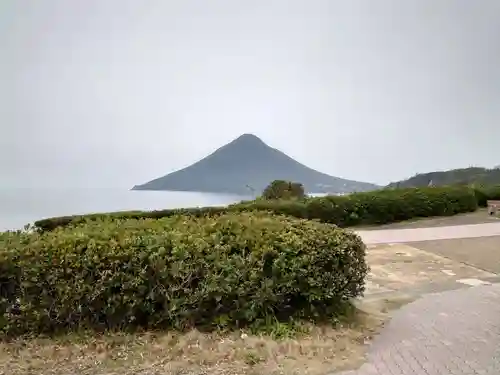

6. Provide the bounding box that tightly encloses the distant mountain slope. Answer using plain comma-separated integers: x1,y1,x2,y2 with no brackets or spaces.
133,134,379,195
387,167,500,188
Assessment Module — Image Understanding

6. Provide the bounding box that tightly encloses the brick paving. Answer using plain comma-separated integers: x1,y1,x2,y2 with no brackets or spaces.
335,284,500,375
334,223,500,375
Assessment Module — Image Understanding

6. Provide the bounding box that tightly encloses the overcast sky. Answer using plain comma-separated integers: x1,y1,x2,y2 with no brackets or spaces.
1,0,499,188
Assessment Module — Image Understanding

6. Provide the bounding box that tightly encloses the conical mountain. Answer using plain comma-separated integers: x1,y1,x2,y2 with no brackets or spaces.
132,134,379,195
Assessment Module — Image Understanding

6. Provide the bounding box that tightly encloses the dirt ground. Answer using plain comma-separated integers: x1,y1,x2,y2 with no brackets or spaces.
356,242,500,319
357,209,499,231
365,243,497,294
0,314,385,375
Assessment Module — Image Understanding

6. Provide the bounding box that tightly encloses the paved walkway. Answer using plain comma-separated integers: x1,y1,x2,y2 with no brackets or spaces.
356,222,500,244
336,284,500,375
336,222,500,375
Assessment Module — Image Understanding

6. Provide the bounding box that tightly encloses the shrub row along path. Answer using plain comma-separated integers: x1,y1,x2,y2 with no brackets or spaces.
335,222,500,375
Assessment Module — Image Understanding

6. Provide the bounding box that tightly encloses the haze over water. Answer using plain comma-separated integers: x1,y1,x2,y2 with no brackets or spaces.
0,188,247,231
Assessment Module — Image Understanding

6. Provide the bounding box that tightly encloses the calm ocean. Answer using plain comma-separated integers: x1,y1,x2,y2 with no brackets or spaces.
0,188,249,231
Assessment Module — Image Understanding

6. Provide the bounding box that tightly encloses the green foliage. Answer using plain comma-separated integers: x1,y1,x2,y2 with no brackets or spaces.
33,206,228,232
261,180,306,200
387,167,500,188
335,186,478,226
34,186,479,232
235,186,478,227
0,212,367,336
472,185,500,207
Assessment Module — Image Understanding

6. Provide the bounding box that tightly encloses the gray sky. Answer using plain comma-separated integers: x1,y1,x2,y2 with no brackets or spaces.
1,0,499,188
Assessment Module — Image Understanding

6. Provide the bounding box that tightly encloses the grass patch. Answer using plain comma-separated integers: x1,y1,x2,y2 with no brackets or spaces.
0,310,383,375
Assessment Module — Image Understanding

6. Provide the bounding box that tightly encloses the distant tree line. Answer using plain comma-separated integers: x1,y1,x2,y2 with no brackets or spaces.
386,167,500,189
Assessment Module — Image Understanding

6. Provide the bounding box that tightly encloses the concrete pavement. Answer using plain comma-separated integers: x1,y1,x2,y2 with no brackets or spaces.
356,222,500,244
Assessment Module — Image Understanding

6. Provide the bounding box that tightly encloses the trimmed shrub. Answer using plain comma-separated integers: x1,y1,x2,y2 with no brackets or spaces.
261,180,306,200
33,206,229,232
230,199,310,219
0,212,367,335
323,186,478,227
33,186,479,232
473,185,500,207
237,186,477,227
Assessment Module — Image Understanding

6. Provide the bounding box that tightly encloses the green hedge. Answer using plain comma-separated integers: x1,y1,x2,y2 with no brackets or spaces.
308,186,478,226
33,206,229,232
0,212,367,335
472,185,500,207
33,186,479,232
230,186,478,226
